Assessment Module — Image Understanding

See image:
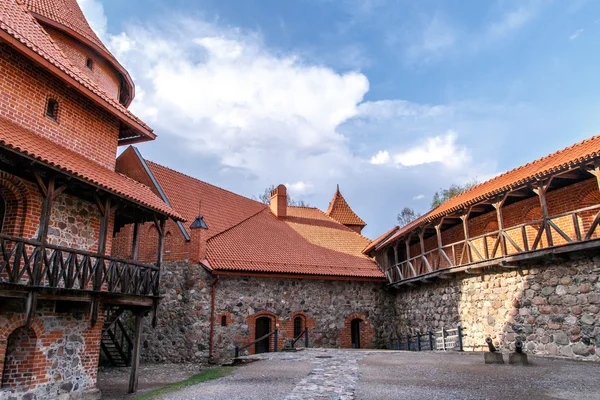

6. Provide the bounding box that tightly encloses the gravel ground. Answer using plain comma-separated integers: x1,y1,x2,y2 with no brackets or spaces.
356,351,600,400
158,357,314,400
98,363,204,400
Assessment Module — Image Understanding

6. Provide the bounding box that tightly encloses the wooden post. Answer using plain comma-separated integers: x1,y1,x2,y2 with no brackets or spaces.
418,228,432,272
493,195,507,257
151,218,166,327
434,220,444,268
460,214,471,264
131,221,140,261
128,312,144,394
534,181,553,247
404,236,411,277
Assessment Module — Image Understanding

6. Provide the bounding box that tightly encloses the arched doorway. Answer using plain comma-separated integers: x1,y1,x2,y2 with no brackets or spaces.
1,326,37,390
255,317,271,354
0,193,5,233
293,316,304,338
351,319,362,349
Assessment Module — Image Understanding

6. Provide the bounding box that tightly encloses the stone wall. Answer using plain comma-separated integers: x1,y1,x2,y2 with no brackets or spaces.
394,251,600,360
0,301,103,399
139,261,395,363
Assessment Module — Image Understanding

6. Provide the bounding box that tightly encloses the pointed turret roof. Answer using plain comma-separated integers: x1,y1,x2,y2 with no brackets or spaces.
325,185,366,227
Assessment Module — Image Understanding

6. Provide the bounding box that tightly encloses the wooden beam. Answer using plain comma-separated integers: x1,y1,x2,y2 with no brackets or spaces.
534,180,553,247
460,214,471,264
25,291,37,328
128,312,144,394
131,222,140,261
33,171,48,197
492,194,507,257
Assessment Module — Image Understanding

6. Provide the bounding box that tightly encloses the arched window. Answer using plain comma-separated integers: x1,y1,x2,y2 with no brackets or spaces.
1,326,37,390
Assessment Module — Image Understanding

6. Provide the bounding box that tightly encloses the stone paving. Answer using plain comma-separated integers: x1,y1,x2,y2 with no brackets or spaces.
101,349,600,400
256,349,366,400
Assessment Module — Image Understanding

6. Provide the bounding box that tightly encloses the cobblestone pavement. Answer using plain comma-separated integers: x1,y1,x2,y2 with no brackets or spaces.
105,350,600,400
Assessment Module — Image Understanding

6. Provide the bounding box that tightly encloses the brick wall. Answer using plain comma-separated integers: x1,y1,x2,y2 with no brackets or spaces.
0,301,104,398
0,43,120,169
42,25,121,101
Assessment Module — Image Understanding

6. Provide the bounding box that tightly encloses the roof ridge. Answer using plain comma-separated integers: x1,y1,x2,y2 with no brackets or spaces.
206,207,270,241
447,133,600,206
146,159,266,207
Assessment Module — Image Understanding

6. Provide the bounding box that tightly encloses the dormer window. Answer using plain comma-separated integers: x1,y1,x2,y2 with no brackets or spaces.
86,58,94,70
45,98,58,121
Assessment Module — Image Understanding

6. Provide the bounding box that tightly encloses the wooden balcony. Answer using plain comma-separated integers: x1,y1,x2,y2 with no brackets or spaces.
384,204,600,287
0,233,159,301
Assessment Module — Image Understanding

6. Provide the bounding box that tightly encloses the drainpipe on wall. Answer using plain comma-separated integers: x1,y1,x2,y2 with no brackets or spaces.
208,274,219,363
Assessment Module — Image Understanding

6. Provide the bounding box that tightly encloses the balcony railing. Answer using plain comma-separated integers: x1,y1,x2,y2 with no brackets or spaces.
0,233,159,297
385,204,600,285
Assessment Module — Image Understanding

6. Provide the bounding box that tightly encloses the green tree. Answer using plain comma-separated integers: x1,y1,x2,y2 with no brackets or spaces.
397,207,421,227
430,179,478,209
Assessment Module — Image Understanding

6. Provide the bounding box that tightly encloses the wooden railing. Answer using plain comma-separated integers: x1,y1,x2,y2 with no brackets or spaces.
290,327,309,349
234,329,279,358
389,326,465,351
385,204,600,284
0,233,159,297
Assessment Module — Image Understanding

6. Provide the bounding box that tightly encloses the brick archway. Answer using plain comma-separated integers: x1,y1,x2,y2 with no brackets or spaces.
339,313,375,349
0,173,31,237
0,316,46,392
245,312,279,354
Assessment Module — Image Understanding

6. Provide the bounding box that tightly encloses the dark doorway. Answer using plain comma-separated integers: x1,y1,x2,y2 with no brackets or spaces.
351,319,361,349
255,317,271,354
293,316,303,338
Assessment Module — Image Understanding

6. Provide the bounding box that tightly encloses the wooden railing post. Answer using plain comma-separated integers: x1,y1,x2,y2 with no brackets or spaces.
460,214,471,264
493,195,507,257
404,236,412,278
304,327,309,348
128,312,144,394
274,328,279,352
535,181,553,247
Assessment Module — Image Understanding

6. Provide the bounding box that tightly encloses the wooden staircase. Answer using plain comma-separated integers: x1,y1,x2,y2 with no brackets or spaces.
101,307,133,367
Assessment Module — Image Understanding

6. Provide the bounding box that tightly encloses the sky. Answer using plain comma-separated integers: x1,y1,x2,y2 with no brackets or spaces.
78,0,600,239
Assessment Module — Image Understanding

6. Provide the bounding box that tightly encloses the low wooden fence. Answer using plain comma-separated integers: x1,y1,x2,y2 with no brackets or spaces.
389,326,465,352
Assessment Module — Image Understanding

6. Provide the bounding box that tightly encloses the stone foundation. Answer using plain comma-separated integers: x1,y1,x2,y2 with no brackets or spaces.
394,251,600,360
140,262,395,363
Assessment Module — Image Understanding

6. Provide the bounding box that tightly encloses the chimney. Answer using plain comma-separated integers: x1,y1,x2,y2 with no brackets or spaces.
270,184,287,218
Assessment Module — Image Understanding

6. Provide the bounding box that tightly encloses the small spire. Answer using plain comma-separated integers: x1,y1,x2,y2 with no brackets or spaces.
336,184,340,192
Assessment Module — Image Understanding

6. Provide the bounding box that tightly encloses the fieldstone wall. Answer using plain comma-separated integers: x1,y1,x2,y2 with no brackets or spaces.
47,193,101,252
213,275,395,359
140,261,213,363
394,251,600,360
139,262,395,363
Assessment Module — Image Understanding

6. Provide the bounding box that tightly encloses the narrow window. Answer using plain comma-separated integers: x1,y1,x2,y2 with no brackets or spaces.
86,57,94,70
220,315,227,327
294,316,303,338
46,98,58,121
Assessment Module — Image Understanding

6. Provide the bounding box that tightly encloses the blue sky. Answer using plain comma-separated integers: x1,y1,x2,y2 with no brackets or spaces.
79,0,600,238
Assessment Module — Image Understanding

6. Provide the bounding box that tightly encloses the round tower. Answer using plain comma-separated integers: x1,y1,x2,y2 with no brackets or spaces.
23,0,135,106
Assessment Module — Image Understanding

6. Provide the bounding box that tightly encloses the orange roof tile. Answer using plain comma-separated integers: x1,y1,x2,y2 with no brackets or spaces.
146,161,267,238
207,207,383,278
0,116,181,220
375,134,600,249
0,0,151,141
325,185,366,227
362,225,399,254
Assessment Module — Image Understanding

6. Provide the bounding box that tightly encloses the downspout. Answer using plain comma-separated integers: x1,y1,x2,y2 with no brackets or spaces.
208,274,219,362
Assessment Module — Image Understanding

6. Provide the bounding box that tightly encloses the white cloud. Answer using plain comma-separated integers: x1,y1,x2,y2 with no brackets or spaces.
569,29,584,40
286,181,315,197
393,131,469,168
370,150,391,165
413,194,425,200
486,4,539,40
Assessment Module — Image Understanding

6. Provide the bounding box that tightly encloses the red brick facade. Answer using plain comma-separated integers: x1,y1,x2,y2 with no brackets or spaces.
339,312,376,349
0,43,120,169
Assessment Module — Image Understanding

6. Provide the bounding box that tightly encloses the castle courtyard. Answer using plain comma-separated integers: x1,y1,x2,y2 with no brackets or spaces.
99,349,600,400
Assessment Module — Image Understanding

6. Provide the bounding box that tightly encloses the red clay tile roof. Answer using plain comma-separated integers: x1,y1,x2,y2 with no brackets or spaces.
0,116,181,220
375,134,600,250
146,161,267,238
207,207,383,278
362,226,399,254
0,0,151,141
325,186,366,227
